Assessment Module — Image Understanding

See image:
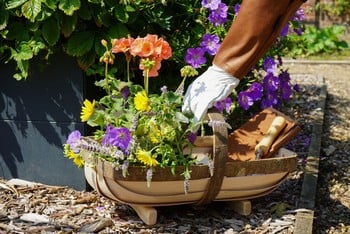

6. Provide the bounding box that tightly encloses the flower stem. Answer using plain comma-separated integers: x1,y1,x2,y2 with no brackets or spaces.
144,68,149,95
175,76,187,94
105,62,110,95
126,59,130,83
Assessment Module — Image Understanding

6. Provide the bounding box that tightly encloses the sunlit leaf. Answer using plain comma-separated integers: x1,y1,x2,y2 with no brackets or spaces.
59,0,80,16
22,0,42,22
42,0,56,11
5,0,27,9
114,7,129,23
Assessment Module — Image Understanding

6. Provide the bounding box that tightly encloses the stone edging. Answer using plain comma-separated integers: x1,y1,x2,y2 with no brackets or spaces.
283,59,350,65
293,75,327,234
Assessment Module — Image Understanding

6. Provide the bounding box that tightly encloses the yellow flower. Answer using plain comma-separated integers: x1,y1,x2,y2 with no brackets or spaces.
64,147,84,168
134,91,150,111
148,120,161,144
73,156,85,168
136,149,159,167
80,99,95,122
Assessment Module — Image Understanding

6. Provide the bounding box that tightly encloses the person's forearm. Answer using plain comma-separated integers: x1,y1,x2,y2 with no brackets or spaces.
213,0,305,79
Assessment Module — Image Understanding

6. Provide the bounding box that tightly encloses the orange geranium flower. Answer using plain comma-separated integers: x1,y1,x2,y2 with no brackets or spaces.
154,38,172,60
130,37,155,58
144,34,158,44
111,38,134,54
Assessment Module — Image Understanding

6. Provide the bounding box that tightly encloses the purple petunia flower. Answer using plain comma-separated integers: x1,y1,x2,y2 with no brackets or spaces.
185,47,206,68
208,3,228,26
102,125,132,153
263,73,280,92
246,82,263,101
121,86,130,100
280,82,292,100
291,8,305,36
278,70,291,83
280,24,289,37
187,132,197,144
293,84,300,93
263,56,277,74
294,27,303,36
214,97,232,113
238,91,254,110
292,8,305,22
200,34,221,56
261,91,278,109
233,3,240,16
67,130,82,153
201,0,221,10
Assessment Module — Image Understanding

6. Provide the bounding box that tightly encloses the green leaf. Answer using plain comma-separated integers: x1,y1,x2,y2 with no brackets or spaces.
28,39,46,55
34,4,54,21
77,2,91,20
77,50,96,70
0,7,9,30
61,13,77,37
59,0,80,16
107,22,129,39
5,0,27,9
13,55,30,80
42,0,56,11
6,22,29,40
66,31,95,57
22,0,42,22
114,7,129,23
13,43,34,60
42,17,60,45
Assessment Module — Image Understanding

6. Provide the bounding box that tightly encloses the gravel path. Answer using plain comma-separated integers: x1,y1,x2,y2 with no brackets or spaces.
0,61,349,233
285,60,350,234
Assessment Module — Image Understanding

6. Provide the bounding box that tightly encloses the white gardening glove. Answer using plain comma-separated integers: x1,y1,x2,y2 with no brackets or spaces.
182,65,240,123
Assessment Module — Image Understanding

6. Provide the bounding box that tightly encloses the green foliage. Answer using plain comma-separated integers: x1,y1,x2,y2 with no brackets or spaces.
1,0,228,81
318,0,350,18
283,25,349,58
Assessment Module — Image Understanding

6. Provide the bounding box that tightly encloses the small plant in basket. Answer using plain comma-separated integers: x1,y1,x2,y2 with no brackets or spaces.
63,34,212,190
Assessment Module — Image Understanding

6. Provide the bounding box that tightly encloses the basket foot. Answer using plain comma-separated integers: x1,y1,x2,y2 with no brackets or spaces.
130,205,157,225
228,200,251,216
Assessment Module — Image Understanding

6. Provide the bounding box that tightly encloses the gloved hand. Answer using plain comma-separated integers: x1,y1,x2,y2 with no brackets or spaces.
182,65,240,123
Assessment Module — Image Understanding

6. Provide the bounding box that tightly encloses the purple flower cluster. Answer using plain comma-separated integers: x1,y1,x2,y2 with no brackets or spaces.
238,56,296,110
67,130,82,153
185,33,222,68
201,0,228,26
185,47,207,68
185,0,229,68
200,34,221,56
238,82,263,110
214,97,232,113
102,125,132,153
291,8,305,36
233,3,240,16
280,7,305,37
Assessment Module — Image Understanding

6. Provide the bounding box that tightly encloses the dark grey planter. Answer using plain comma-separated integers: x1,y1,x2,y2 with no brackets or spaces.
0,52,86,190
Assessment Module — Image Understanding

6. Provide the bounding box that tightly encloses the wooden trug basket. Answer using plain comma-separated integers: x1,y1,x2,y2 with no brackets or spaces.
84,111,298,225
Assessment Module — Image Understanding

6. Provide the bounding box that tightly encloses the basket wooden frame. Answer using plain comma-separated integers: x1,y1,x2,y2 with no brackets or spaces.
83,111,297,225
